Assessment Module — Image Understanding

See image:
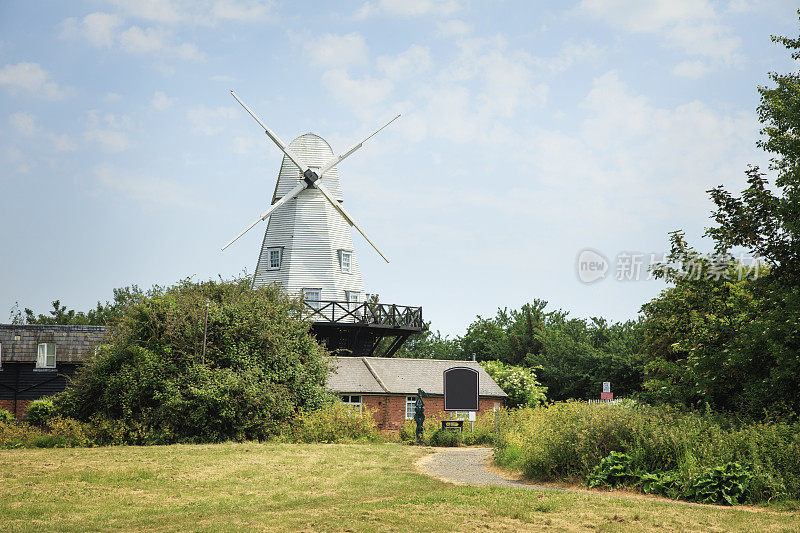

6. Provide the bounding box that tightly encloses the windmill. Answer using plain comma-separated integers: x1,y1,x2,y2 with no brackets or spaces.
222,92,423,356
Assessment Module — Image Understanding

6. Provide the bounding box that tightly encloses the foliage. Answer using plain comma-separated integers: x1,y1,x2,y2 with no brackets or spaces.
25,398,56,427
639,470,682,499
587,451,638,488
52,276,330,444
685,462,753,506
428,428,462,447
291,402,380,443
402,301,644,401
493,402,800,504
480,360,546,408
0,409,14,424
395,324,463,360
12,286,146,326
640,17,800,419
0,416,94,448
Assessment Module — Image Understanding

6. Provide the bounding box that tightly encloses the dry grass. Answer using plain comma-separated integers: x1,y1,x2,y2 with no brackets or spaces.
0,443,798,532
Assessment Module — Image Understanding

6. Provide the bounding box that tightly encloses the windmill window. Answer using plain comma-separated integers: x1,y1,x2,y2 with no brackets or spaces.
339,250,352,273
302,288,322,309
267,248,282,270
346,291,360,303
36,343,56,369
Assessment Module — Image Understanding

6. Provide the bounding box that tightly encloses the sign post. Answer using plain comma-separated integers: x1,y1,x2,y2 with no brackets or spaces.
601,381,613,401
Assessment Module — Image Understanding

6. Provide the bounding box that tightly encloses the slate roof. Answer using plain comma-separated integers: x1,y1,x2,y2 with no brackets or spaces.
327,357,507,398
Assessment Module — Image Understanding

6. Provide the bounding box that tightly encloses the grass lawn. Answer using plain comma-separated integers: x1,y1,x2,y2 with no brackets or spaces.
1,443,798,532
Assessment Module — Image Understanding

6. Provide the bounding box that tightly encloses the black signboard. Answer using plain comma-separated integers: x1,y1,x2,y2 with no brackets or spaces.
443,367,479,411
441,420,464,432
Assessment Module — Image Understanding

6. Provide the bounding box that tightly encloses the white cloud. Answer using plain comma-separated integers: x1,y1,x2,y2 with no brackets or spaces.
187,105,238,134
93,163,207,209
578,0,743,67
49,134,78,153
7,111,78,152
0,62,66,100
119,25,169,53
174,42,205,61
211,74,238,83
9,112,36,137
151,91,177,110
306,33,368,68
60,13,205,61
103,92,123,102
232,135,258,154
60,12,123,48
6,147,32,173
436,19,471,37
322,70,394,113
672,59,709,78
101,0,274,25
355,0,460,19
211,0,275,22
83,110,132,152
378,45,432,80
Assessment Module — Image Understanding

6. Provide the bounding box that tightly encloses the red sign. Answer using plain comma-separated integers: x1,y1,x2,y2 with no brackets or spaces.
600,392,613,400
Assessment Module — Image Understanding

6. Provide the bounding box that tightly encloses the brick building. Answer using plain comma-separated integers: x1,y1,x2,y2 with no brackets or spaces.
327,357,507,431
0,325,508,428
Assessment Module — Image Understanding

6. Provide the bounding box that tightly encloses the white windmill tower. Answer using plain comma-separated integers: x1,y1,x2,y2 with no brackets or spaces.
222,92,423,356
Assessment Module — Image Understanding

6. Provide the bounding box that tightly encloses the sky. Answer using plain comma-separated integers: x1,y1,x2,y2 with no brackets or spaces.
0,0,797,337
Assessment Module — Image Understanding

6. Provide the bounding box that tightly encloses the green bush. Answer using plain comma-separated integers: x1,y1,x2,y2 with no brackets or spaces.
587,451,638,488
292,402,380,443
639,470,682,499
0,409,14,424
685,462,753,506
53,277,330,444
493,401,800,504
26,398,56,427
429,428,462,447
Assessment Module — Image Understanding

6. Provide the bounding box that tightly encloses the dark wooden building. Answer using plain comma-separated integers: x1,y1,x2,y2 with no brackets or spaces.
0,324,105,417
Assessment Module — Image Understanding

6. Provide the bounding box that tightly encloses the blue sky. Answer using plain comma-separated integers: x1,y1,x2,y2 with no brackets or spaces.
0,0,797,336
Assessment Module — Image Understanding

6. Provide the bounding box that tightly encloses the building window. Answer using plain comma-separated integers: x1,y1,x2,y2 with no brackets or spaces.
405,396,417,420
302,288,322,309
339,250,352,273
37,343,56,369
346,291,361,304
267,247,282,270
340,395,362,411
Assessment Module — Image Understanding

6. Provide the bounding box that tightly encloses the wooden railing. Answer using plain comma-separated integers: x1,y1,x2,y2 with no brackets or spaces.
302,300,424,329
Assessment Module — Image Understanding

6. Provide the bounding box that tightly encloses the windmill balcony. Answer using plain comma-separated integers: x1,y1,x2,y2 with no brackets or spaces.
302,300,423,329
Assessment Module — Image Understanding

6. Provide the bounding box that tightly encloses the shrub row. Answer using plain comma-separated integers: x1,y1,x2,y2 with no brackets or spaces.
0,402,382,448
493,401,800,504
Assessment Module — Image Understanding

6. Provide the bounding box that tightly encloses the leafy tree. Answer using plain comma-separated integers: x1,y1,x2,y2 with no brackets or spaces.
54,276,330,443
480,360,547,408
395,324,462,360
16,286,145,326
642,18,800,418
408,302,644,401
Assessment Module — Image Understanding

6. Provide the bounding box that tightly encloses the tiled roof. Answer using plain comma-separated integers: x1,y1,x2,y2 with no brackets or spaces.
327,357,507,397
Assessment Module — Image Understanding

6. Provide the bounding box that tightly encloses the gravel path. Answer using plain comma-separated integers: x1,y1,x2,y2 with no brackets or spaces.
416,447,558,491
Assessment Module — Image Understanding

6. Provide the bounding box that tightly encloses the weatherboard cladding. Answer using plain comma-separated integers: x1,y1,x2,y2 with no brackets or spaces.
253,134,365,316
327,357,508,398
